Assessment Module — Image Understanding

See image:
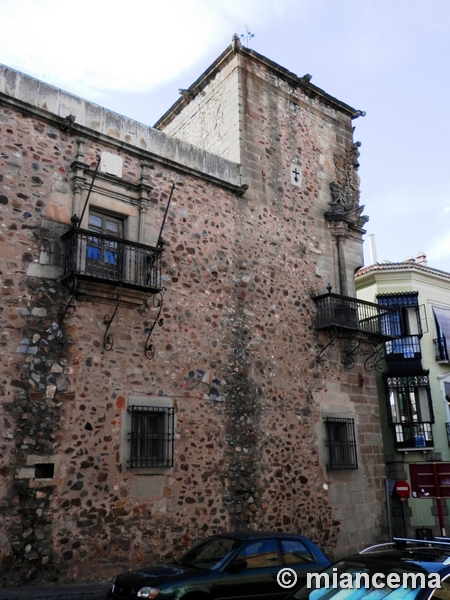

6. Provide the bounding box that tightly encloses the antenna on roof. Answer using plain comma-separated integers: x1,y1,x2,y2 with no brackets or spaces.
240,25,255,47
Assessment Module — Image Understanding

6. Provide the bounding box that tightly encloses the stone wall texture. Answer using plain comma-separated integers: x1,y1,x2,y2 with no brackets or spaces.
0,42,386,587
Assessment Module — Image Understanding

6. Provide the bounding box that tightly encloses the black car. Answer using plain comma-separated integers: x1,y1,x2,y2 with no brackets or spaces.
286,538,450,600
107,532,330,600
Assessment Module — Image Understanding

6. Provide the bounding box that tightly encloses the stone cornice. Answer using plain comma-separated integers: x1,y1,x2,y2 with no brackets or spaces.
0,64,246,196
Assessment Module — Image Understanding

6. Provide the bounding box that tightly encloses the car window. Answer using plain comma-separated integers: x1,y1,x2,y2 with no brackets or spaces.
281,539,315,564
177,536,243,570
236,539,279,569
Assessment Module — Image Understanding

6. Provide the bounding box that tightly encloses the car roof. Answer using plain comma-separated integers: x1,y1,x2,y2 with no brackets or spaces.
358,539,450,571
214,532,311,541
338,553,446,574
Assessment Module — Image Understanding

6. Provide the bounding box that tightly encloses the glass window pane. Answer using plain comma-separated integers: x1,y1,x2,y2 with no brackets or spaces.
89,214,103,229
389,390,398,421
178,537,242,570
281,539,314,564
417,387,431,421
106,220,120,234
409,391,418,422
87,246,101,261
236,540,278,569
104,250,117,265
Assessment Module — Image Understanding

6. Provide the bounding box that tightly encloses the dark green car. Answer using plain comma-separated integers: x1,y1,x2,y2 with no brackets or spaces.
107,532,330,600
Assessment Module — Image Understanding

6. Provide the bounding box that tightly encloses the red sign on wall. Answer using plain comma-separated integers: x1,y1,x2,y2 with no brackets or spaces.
409,463,450,498
394,480,411,498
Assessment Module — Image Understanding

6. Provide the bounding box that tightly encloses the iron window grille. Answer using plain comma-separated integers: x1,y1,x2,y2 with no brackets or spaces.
377,293,422,359
446,423,450,446
385,375,434,451
128,405,174,468
433,306,450,363
324,417,358,470
434,336,449,362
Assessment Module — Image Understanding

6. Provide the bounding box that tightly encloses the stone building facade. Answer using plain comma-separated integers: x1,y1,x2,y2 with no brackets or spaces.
1,37,387,585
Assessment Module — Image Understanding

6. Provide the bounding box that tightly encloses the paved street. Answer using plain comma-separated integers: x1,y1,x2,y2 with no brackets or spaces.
0,582,110,600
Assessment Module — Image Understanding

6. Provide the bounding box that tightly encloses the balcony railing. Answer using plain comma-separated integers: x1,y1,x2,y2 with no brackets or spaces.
434,337,449,362
314,292,395,338
61,227,163,292
393,421,434,451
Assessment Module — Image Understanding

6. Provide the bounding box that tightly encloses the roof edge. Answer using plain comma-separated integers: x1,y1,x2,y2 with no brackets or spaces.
154,35,362,129
356,261,450,281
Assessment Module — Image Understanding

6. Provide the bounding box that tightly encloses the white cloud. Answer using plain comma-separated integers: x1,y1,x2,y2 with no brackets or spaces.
0,0,298,97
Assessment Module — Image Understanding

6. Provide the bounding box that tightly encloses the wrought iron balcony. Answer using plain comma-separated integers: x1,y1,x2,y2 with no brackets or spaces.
393,421,434,451
60,227,163,293
313,292,395,338
434,337,449,362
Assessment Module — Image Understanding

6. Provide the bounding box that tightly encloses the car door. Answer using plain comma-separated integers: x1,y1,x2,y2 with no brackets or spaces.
215,539,285,600
279,538,328,585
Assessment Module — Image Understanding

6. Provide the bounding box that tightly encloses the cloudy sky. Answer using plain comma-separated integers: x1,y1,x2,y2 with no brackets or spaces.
1,0,449,271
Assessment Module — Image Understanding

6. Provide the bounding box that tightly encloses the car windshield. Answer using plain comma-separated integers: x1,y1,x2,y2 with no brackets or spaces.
176,536,243,570
291,559,426,600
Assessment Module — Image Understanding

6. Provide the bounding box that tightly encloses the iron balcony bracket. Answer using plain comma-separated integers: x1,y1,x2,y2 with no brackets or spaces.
363,336,387,373
341,337,362,370
317,325,387,373
144,289,165,360
103,286,123,351
316,327,337,365
341,334,387,373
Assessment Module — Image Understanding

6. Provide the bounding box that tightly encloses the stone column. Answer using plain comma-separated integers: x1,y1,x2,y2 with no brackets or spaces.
138,162,153,244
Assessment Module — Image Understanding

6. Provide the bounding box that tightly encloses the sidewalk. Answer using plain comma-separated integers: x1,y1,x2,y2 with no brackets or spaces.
0,582,110,600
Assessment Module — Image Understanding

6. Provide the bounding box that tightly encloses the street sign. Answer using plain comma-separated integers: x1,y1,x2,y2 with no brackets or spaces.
394,480,411,498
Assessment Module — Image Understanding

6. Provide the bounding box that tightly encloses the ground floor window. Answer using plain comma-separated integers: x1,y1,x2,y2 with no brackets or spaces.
324,417,358,470
127,404,174,469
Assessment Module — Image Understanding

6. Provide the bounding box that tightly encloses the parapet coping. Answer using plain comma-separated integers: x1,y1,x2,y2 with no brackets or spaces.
0,63,245,194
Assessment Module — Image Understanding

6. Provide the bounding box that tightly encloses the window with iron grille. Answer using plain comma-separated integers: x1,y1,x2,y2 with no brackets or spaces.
324,417,358,470
385,375,434,450
128,405,174,469
377,293,422,358
433,306,450,362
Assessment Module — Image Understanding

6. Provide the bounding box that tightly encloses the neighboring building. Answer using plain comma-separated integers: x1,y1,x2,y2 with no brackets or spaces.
1,36,389,584
356,253,450,538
